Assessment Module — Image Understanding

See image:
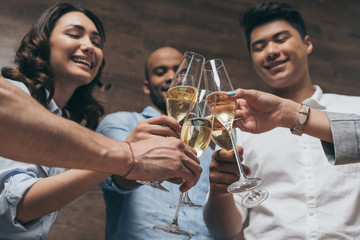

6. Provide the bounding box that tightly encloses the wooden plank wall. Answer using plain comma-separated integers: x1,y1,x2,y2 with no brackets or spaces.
1,0,359,239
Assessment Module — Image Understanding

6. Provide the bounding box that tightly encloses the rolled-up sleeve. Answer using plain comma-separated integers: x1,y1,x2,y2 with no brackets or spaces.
322,112,360,165
0,158,57,238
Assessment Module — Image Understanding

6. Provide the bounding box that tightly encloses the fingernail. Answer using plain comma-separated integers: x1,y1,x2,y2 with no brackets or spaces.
227,91,236,96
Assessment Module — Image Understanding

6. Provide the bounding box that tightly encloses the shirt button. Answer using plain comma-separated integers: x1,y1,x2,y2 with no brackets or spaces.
309,210,314,216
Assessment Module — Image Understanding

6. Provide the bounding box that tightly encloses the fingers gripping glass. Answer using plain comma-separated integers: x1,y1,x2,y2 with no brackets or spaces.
137,52,204,192
204,59,268,208
153,52,206,239
154,89,214,239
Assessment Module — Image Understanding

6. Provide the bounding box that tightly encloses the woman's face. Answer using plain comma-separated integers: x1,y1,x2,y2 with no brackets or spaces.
49,11,104,90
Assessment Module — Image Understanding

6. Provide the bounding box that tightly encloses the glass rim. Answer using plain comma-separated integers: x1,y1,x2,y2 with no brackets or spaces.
183,51,205,61
204,58,224,71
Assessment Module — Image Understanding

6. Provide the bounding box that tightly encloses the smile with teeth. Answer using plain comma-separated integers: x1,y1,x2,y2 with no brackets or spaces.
72,57,93,69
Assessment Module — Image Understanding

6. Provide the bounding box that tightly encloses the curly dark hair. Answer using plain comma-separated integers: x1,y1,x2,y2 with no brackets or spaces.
240,2,307,51
1,2,106,130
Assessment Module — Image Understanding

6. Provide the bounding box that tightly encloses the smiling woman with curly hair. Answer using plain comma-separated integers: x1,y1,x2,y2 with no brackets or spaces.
1,2,105,130
0,3,109,238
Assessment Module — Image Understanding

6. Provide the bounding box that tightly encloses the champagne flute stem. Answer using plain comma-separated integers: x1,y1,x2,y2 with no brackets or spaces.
183,191,190,203
229,129,248,179
248,190,258,200
169,191,184,227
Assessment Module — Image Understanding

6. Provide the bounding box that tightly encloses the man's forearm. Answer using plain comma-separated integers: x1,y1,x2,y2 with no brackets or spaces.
1,78,202,191
203,193,243,239
281,99,333,143
305,108,333,143
0,77,130,174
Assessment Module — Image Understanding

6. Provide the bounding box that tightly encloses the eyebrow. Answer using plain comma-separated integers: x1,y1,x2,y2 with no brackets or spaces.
251,30,290,49
64,24,100,37
273,30,290,38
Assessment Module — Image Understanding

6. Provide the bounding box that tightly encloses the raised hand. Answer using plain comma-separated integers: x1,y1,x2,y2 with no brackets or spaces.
125,115,181,142
230,88,300,134
209,147,251,196
126,136,202,192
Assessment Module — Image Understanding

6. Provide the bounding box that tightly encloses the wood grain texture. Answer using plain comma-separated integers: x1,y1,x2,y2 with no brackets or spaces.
0,0,359,239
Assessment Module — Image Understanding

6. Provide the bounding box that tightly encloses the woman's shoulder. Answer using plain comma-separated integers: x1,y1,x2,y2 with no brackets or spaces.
4,78,30,95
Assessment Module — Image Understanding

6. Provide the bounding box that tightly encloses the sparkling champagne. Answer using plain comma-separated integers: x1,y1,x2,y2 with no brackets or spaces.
207,91,236,130
211,116,233,151
181,117,213,157
166,86,198,124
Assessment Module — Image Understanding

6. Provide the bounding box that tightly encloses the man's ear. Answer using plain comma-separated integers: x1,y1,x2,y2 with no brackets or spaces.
304,35,313,54
143,80,150,95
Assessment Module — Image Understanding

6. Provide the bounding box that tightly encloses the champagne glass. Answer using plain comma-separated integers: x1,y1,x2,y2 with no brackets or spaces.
166,51,204,124
179,90,210,208
154,90,214,239
167,73,200,207
153,52,204,239
204,59,268,208
166,52,205,208
137,51,204,193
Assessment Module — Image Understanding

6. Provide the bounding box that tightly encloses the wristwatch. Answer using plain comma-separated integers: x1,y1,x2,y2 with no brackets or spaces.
290,104,310,136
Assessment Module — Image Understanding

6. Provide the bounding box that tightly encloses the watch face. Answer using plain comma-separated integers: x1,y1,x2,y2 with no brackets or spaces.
299,113,307,124
300,104,310,114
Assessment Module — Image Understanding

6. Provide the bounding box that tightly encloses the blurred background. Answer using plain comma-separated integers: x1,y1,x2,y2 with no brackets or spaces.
1,0,359,239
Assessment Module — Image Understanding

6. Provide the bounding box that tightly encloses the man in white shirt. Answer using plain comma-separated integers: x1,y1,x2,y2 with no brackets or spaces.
227,88,360,165
203,2,360,239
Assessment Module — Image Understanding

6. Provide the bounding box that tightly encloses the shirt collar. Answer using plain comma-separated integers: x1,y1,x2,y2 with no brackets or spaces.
303,85,326,110
45,90,62,116
141,106,162,118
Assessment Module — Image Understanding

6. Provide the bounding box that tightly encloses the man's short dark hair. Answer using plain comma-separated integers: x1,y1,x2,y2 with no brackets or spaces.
240,2,307,51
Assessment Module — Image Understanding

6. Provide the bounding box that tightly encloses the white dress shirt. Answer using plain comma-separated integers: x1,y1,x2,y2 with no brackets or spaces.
234,85,360,239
